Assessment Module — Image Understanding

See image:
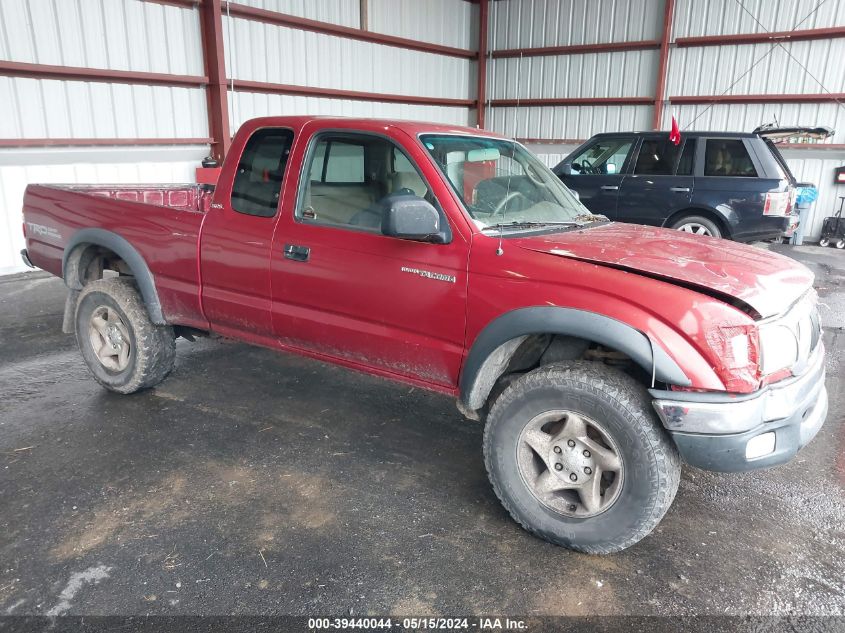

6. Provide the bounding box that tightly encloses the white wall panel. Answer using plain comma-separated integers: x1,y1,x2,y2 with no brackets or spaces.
0,77,209,140
368,0,477,49
0,0,203,74
665,103,845,145
673,0,845,37
779,150,845,241
231,0,359,27
223,17,472,99
489,50,657,100
229,91,472,129
489,105,652,140
667,40,845,99
0,146,208,276
489,0,662,49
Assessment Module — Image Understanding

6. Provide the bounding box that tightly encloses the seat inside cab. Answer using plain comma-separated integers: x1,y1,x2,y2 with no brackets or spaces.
302,137,430,229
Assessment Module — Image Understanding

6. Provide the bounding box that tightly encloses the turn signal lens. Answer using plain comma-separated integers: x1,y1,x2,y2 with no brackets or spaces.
705,325,760,393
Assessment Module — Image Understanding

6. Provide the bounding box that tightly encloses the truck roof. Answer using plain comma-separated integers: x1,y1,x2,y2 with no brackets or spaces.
240,116,507,139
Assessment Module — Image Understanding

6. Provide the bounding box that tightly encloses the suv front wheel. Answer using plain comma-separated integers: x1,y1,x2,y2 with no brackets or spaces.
483,362,681,554
670,215,722,238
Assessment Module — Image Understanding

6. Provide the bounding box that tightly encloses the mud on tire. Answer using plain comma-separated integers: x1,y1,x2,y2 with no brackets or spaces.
75,278,176,394
483,361,681,554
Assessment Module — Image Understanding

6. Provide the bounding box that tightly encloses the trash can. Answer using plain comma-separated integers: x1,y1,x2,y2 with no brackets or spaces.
791,182,818,246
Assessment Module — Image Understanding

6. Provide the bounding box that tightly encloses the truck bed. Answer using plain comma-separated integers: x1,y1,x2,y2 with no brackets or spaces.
47,184,214,213
22,183,211,329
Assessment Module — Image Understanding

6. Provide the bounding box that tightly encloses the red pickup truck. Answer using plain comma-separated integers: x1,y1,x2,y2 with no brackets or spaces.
21,116,827,553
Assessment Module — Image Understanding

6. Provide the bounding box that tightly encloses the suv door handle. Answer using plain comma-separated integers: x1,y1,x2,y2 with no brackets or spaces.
283,244,310,262
600,185,619,191
670,187,691,193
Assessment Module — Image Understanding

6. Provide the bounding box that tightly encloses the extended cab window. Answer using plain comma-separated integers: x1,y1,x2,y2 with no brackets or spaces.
634,138,683,175
570,138,633,175
231,128,294,217
299,134,430,232
704,139,758,177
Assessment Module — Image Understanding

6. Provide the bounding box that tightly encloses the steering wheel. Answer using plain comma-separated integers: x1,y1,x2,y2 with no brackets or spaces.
490,190,529,218
579,159,595,175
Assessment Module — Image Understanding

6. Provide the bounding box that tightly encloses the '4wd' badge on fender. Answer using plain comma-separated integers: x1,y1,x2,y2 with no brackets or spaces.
400,266,456,284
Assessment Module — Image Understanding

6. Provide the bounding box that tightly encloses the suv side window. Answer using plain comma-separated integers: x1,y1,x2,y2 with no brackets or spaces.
704,139,758,177
231,128,294,217
570,138,634,175
634,138,684,175
298,133,431,232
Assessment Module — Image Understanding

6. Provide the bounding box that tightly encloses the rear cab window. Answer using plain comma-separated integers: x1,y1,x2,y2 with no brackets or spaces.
231,128,295,217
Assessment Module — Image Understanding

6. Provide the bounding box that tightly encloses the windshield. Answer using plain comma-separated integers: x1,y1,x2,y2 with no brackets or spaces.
419,134,598,230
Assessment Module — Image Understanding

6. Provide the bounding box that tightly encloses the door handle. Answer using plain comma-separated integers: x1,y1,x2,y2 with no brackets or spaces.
670,187,691,193
283,244,310,262
600,185,619,191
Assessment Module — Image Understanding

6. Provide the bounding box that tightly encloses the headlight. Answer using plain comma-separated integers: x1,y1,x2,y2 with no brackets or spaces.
759,323,798,375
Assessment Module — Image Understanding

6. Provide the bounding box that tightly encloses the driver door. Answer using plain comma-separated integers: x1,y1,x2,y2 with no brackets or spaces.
557,136,636,219
270,131,469,389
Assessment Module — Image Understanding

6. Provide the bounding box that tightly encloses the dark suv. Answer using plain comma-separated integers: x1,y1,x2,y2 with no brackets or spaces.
553,130,800,242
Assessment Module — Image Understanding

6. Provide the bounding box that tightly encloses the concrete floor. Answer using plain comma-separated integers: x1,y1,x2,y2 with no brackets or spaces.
0,245,843,617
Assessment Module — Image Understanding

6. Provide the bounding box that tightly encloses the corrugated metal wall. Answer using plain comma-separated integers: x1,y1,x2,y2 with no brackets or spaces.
493,0,845,241
223,13,473,129
0,0,478,275
0,0,210,275
2,0,843,275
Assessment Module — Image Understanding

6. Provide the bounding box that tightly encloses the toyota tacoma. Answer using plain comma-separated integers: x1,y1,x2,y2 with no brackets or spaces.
20,116,828,553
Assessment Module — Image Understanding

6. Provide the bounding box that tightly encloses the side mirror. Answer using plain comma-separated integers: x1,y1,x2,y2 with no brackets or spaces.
381,194,447,243
559,162,573,176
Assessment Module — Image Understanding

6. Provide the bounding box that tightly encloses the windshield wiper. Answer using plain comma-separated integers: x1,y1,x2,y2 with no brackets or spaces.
481,216,607,232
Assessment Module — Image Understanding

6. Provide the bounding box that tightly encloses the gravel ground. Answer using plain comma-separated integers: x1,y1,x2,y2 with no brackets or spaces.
0,245,843,618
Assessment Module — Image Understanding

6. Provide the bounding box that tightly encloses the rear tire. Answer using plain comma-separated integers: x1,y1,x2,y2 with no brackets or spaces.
75,278,175,394
819,237,830,247
483,361,681,554
836,239,845,250
670,215,722,238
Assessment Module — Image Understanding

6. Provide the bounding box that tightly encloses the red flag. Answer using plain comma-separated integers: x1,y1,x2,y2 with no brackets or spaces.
669,112,681,146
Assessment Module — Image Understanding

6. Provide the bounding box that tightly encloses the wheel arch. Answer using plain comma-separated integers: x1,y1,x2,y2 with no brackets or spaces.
458,307,691,414
664,207,732,238
62,228,165,325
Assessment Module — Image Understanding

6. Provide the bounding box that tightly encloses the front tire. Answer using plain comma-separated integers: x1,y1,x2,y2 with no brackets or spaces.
483,362,681,554
75,278,175,394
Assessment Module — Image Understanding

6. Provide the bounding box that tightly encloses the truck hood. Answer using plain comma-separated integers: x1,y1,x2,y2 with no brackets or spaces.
511,223,814,319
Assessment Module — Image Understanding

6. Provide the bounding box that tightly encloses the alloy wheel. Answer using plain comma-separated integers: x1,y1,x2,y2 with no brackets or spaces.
517,410,624,518
88,305,131,372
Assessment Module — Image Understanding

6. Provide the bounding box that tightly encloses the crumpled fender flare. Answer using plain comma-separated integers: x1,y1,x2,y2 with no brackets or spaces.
62,228,166,325
459,306,691,411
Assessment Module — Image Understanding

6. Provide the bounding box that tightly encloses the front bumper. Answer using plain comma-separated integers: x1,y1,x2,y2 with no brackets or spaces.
650,344,828,472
